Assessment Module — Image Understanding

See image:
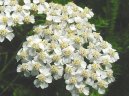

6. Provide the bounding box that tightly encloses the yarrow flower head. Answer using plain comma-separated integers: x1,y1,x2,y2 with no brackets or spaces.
15,1,119,96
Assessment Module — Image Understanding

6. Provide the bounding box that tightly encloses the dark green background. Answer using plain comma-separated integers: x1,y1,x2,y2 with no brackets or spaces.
0,0,129,96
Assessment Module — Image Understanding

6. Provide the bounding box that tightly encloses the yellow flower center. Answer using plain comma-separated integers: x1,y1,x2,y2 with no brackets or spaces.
92,63,100,70
107,70,113,77
62,15,68,20
21,64,28,71
98,80,106,88
91,73,97,80
52,55,61,62
76,24,82,29
0,29,7,36
72,59,81,66
51,65,58,73
81,70,89,78
10,0,17,5
44,29,52,35
31,4,38,11
50,42,56,49
63,49,72,56
69,77,77,84
2,16,8,24
74,36,81,44
93,51,100,59
20,51,27,59
13,17,19,24
60,42,69,49
34,27,42,33
39,52,46,59
17,5,23,12
65,66,72,74
109,50,115,57
78,86,84,93
101,41,108,49
52,35,59,41
37,74,46,82
24,16,30,23
33,63,42,70
79,47,88,57
102,58,110,65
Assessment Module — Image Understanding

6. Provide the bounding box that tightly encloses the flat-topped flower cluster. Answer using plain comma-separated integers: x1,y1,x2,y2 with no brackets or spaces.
0,0,118,96
16,1,119,96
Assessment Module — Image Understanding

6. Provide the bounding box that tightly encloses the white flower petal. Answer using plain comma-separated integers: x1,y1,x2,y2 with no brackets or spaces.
6,33,14,41
24,0,31,4
83,87,89,95
98,88,105,94
45,76,52,83
34,80,40,88
40,82,48,89
0,36,5,42
66,85,74,90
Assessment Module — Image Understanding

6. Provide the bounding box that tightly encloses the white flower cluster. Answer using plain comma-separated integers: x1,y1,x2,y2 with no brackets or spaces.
16,1,119,96
0,0,50,42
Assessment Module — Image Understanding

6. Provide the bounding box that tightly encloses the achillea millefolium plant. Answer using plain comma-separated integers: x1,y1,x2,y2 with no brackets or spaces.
0,0,119,96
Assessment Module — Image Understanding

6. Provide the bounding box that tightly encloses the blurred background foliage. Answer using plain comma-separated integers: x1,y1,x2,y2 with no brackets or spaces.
0,0,129,96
